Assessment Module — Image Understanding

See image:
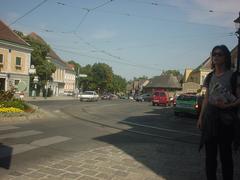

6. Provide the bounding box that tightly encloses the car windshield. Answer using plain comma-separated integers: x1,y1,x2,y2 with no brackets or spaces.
177,95,196,101
84,91,94,95
154,92,165,96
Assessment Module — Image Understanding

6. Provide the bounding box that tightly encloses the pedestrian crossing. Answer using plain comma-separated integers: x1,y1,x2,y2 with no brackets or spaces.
0,125,71,159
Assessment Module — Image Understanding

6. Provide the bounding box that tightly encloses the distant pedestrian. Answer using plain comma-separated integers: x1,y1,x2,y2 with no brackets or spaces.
197,45,240,180
75,88,79,99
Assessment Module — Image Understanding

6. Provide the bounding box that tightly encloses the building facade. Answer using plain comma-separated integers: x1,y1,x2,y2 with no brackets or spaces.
0,20,32,95
64,64,76,93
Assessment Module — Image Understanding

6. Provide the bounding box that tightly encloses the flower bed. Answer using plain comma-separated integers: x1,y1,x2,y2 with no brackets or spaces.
0,107,23,113
0,100,33,113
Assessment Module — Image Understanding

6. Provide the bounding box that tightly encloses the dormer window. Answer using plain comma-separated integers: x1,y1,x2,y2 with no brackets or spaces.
16,57,21,70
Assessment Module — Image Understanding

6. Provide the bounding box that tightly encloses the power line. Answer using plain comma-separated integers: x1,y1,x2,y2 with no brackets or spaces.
74,10,90,32
90,0,114,11
127,0,236,14
0,0,48,32
53,47,169,72
55,1,235,29
56,0,115,33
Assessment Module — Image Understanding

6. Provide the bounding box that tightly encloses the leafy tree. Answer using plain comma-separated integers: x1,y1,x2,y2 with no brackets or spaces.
20,34,56,93
161,70,182,77
91,63,113,93
79,64,93,91
108,75,127,93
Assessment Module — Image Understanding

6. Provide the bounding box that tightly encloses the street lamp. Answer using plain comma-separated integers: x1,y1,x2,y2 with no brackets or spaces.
234,12,240,72
33,76,39,98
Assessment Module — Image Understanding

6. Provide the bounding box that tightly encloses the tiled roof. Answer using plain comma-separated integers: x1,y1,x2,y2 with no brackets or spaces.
28,32,65,65
145,74,181,89
0,20,29,46
193,57,211,72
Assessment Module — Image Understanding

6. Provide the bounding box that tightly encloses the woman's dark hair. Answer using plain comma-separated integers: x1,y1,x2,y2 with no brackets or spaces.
211,45,232,70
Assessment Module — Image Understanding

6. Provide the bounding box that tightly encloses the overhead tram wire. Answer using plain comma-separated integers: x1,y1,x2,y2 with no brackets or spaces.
0,0,48,32
53,47,168,72
73,10,90,32
55,1,235,29
73,32,126,62
127,0,236,14
57,0,115,33
89,0,115,11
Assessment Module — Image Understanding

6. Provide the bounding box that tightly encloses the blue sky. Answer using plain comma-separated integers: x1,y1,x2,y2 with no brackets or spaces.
0,0,239,80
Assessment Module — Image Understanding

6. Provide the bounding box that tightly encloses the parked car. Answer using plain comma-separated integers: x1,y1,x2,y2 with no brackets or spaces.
173,93,203,117
79,91,99,101
152,90,170,106
136,93,152,102
101,93,118,100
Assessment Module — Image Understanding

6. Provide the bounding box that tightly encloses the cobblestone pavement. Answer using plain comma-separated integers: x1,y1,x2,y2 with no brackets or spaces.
1,145,167,180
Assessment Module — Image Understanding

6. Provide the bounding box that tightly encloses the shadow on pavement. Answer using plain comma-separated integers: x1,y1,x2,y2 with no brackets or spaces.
95,107,204,180
95,107,240,179
0,143,13,169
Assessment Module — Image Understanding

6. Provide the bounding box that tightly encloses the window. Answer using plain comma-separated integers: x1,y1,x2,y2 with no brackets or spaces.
16,57,21,69
16,57,21,66
14,80,20,86
0,54,3,64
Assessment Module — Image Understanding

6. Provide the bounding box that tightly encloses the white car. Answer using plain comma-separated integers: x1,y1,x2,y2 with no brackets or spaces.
79,91,99,101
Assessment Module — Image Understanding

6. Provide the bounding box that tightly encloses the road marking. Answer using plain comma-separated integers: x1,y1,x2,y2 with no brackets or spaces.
121,121,200,136
0,136,71,158
30,136,71,147
0,130,43,139
0,126,20,131
12,144,37,156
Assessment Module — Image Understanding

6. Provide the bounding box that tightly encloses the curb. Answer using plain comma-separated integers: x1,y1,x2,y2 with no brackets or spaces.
0,103,52,125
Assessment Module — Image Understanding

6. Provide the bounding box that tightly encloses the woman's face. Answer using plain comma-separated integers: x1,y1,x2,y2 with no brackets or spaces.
212,48,225,67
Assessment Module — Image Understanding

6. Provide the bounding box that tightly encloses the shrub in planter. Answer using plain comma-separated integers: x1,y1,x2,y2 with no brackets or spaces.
1,100,25,110
0,87,15,101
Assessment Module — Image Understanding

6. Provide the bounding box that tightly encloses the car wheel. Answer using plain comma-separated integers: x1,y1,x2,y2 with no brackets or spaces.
152,102,155,106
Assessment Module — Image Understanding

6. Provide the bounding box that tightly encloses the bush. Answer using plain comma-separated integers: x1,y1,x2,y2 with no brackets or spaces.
0,87,15,101
0,100,27,110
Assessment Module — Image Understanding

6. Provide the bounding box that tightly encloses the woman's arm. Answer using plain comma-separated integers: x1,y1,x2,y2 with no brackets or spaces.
215,86,240,109
197,89,208,129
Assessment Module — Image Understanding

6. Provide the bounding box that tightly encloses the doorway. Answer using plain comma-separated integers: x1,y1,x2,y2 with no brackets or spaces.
0,78,5,91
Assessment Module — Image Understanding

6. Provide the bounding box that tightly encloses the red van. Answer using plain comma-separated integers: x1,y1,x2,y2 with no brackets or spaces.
152,90,170,106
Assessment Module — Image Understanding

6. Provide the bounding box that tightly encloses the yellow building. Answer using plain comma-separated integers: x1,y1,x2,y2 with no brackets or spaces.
183,45,238,94
0,20,32,95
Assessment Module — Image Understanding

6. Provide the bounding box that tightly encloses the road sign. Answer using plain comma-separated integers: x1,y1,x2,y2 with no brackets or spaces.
79,74,87,77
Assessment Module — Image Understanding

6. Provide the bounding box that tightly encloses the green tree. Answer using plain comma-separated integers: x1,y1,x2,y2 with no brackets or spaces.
79,64,93,91
23,34,56,93
161,70,182,77
108,75,127,93
91,63,113,93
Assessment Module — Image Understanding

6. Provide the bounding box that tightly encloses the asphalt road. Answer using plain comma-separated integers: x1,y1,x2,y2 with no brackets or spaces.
0,99,239,179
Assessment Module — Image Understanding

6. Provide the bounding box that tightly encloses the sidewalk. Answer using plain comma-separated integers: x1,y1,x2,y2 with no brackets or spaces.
24,95,78,102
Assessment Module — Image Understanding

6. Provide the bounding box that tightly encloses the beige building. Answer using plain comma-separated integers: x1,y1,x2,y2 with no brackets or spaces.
64,64,76,93
182,45,238,93
0,20,32,95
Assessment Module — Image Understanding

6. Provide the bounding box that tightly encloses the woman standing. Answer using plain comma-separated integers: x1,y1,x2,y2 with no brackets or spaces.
197,45,240,180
